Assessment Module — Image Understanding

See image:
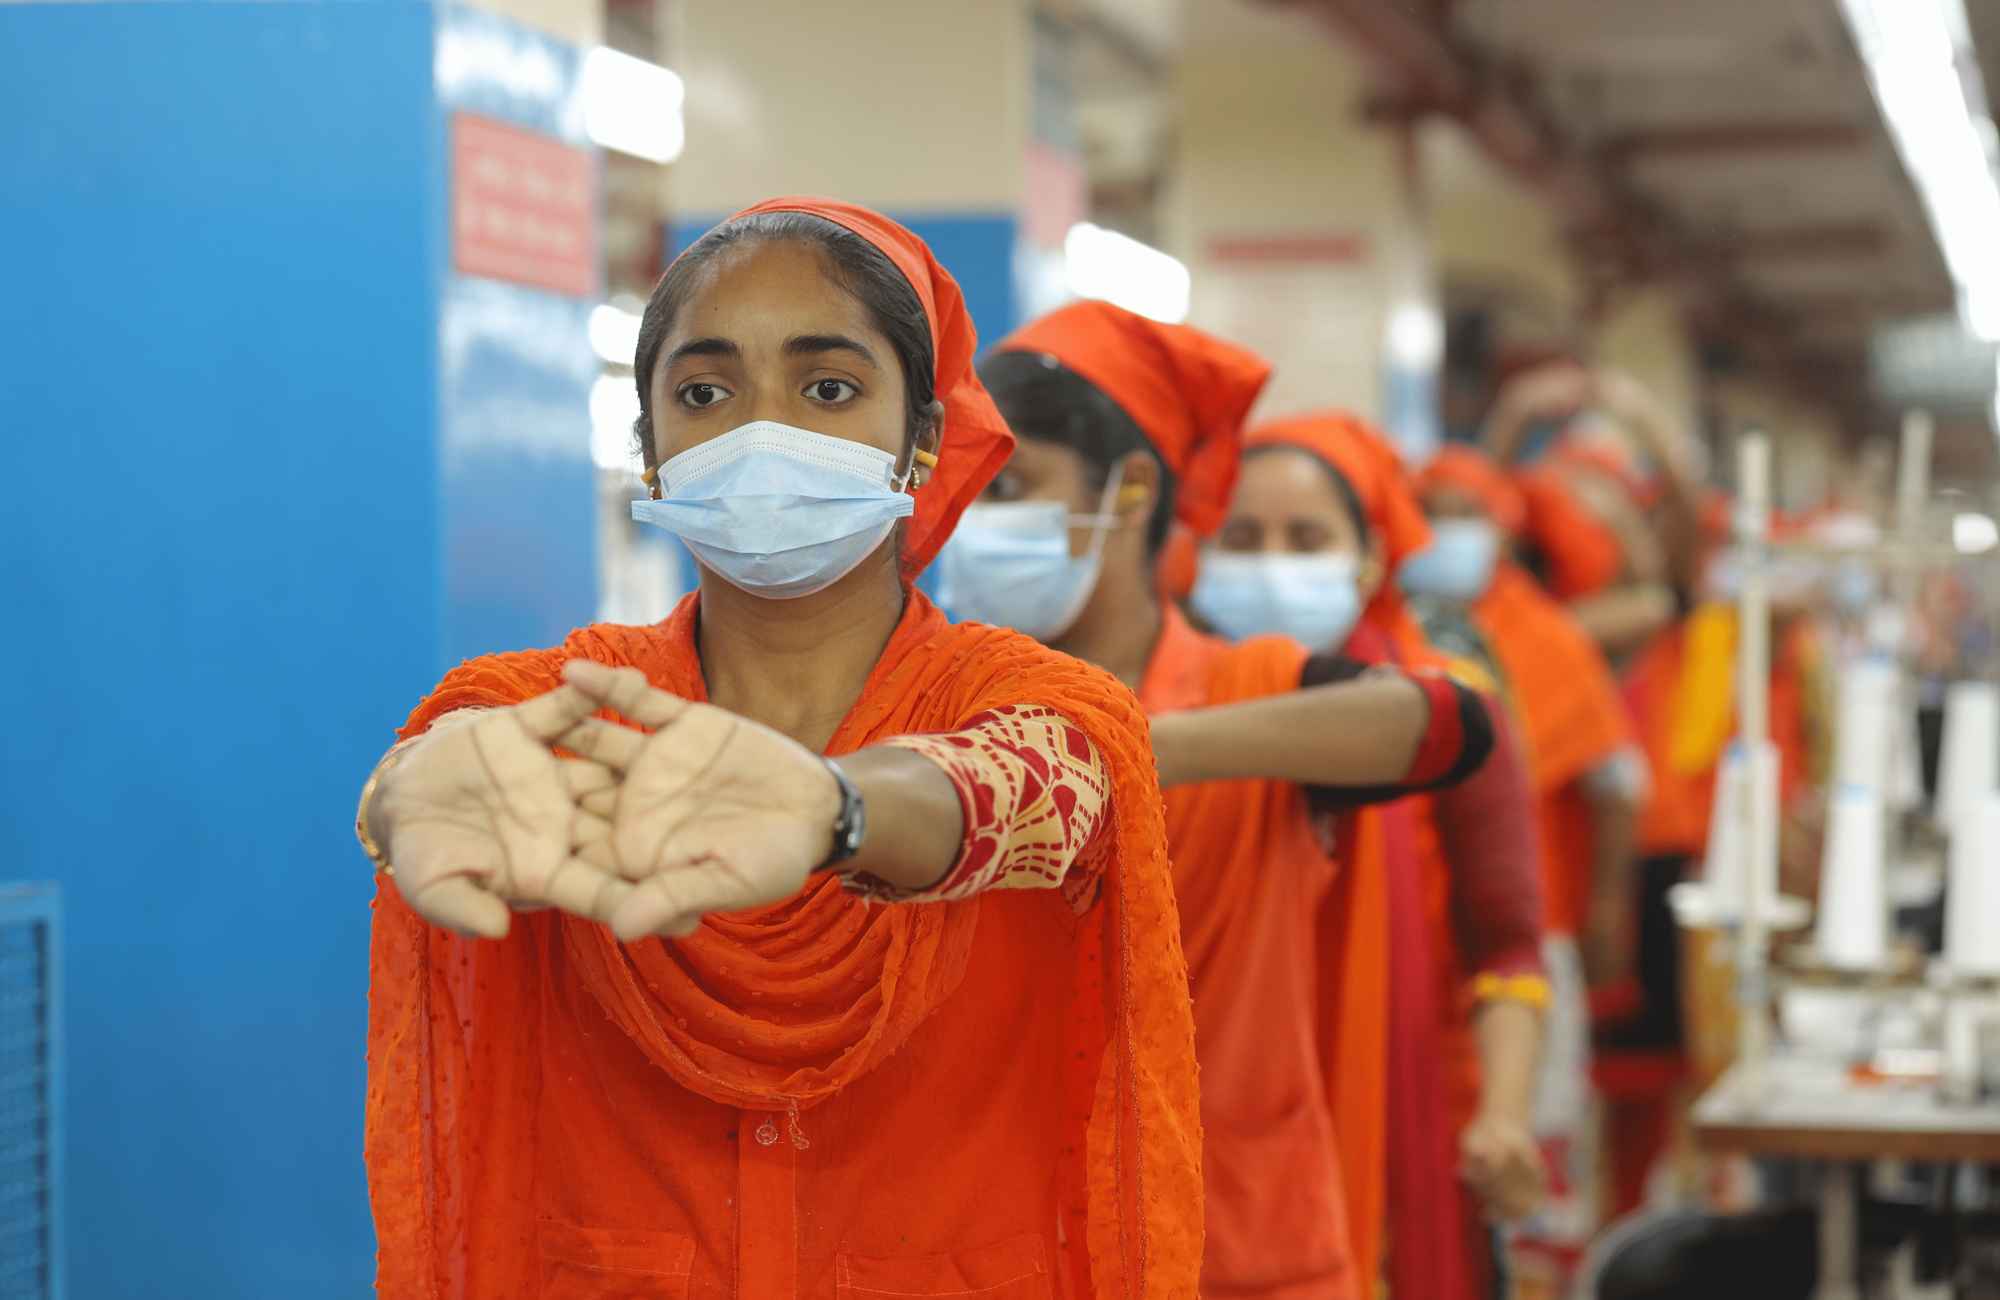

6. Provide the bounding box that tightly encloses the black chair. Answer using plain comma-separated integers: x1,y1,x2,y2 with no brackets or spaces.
1579,1208,1818,1300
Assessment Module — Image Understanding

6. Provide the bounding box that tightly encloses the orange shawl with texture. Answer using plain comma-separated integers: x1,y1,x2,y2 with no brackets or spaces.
366,592,1203,1298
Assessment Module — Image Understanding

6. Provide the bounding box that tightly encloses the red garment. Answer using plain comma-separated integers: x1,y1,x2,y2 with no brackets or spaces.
1000,300,1272,535
1471,564,1635,935
1142,608,1358,1300
726,198,1014,583
367,594,1205,1298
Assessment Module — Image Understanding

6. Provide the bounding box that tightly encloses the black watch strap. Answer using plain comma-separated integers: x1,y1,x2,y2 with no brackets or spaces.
815,757,866,872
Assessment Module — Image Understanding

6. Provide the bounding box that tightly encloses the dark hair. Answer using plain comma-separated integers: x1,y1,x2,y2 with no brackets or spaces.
1244,443,1371,546
630,211,937,469
977,350,1178,554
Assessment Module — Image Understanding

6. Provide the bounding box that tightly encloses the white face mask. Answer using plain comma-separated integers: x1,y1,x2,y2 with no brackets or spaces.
1398,518,1501,602
630,420,916,599
934,467,1125,640
1189,551,1364,650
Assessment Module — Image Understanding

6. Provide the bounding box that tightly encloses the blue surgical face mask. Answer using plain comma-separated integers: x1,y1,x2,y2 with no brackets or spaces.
1189,551,1363,650
934,469,1124,639
1398,517,1500,601
630,420,916,599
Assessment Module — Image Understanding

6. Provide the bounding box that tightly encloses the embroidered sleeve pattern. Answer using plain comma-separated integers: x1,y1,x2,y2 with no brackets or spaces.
851,705,1113,910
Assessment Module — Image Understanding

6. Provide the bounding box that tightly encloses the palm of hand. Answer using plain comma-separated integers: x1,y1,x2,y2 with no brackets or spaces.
611,704,834,905
559,661,840,939
380,682,630,938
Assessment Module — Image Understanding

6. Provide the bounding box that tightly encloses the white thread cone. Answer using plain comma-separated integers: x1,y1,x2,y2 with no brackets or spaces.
1936,681,1999,836
1832,654,1899,796
1944,790,2000,978
1691,740,1802,926
1816,784,1888,969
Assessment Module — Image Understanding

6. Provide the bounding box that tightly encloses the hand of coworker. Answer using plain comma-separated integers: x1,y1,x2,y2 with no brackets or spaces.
557,660,843,941
1497,361,1594,424
1581,888,1636,988
371,688,634,939
1460,1111,1548,1222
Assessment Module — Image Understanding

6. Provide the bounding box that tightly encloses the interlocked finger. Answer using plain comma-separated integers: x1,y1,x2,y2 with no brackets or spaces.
556,718,648,773
511,683,602,744
539,857,636,925
400,872,511,940
560,758,616,800
563,661,691,729
609,858,749,942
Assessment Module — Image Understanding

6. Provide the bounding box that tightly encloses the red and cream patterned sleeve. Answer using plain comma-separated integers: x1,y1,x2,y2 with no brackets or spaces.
845,705,1114,911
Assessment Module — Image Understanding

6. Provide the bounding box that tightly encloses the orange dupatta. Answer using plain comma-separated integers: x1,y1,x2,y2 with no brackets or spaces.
366,594,1203,1298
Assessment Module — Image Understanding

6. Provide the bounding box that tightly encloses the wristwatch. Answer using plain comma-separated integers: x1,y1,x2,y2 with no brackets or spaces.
815,757,867,872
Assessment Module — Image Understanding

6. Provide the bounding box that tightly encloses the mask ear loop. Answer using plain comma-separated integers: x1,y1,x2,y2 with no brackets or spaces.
1070,461,1130,566
640,463,663,501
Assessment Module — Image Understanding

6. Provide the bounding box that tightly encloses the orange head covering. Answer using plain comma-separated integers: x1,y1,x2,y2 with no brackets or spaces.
1517,464,1626,600
710,198,1015,582
997,299,1272,537
1417,444,1527,535
1245,412,1433,575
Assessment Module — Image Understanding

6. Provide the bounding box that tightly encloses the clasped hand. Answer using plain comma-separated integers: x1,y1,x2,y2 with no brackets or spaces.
374,661,841,943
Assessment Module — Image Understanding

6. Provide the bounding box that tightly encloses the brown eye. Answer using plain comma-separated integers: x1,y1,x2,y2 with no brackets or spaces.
805,379,859,405
678,382,730,409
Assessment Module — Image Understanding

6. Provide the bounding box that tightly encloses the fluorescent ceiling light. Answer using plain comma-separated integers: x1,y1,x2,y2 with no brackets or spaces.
589,303,642,367
1952,510,1998,554
1387,302,1444,369
590,374,641,471
1064,223,1191,324
582,46,685,164
1840,0,2000,339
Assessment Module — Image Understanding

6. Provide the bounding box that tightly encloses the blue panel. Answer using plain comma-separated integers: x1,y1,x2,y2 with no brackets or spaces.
0,7,439,1296
669,210,1022,351
436,8,600,663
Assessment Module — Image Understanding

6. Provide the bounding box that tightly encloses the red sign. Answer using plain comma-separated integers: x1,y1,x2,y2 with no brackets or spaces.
451,113,598,297
1205,233,1371,265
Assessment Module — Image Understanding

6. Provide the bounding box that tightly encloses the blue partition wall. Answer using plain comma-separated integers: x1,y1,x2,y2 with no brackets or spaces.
0,6,597,1296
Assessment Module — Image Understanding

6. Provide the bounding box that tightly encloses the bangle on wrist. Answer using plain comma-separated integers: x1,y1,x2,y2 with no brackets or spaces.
355,739,417,877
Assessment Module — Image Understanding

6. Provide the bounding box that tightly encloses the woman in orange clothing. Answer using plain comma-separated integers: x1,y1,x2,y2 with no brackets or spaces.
1409,445,1648,1287
944,300,1498,1300
357,200,1202,1299
1202,415,1552,1300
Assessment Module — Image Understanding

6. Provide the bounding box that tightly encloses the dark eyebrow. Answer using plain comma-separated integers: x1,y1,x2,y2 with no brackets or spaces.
783,333,880,366
664,337,740,368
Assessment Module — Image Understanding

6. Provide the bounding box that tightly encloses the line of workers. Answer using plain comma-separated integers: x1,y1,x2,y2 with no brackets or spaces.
356,198,1814,1300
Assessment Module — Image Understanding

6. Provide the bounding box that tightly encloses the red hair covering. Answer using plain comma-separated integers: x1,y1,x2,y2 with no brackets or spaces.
727,198,1015,581
1517,465,1626,600
1245,412,1434,574
1417,445,1527,535
998,299,1272,537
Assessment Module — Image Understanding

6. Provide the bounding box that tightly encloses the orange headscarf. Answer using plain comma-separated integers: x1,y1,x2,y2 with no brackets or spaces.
1417,445,1527,536
1518,464,1626,600
725,198,1015,581
998,299,1272,536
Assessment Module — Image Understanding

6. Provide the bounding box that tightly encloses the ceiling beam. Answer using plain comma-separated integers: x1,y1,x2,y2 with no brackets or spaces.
1600,121,1867,165
1271,0,1864,419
